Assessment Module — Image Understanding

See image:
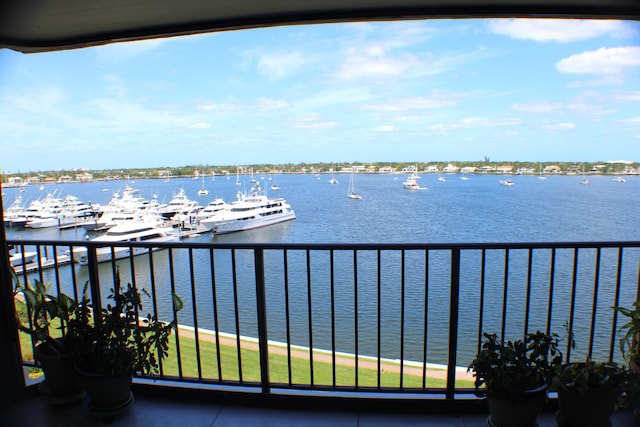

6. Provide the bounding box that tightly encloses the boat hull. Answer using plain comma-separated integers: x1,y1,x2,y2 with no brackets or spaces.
203,211,296,234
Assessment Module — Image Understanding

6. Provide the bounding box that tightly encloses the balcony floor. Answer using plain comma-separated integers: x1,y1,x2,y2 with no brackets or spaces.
3,390,638,427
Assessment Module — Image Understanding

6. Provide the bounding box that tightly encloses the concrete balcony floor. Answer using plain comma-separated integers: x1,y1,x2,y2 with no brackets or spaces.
2,390,637,427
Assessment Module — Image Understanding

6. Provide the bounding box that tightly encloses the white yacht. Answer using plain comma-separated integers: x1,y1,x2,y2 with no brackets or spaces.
25,195,95,229
159,188,202,219
402,173,423,190
195,198,231,222
71,221,179,265
499,180,515,186
200,184,295,234
9,250,38,267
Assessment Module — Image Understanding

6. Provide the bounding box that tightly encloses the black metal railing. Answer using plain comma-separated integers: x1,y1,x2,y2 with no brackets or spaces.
9,239,640,400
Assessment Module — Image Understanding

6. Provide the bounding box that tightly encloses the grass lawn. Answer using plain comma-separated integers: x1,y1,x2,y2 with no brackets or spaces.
18,326,474,390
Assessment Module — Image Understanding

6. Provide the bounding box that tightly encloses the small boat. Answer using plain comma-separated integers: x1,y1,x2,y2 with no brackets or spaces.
197,176,209,196
402,173,424,190
437,175,446,182
499,180,514,186
9,250,38,267
347,171,362,200
270,184,280,191
614,176,626,183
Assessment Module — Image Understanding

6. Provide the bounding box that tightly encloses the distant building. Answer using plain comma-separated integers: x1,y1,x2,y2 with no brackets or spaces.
75,172,93,182
423,165,439,173
58,175,72,183
401,165,418,173
543,165,563,175
460,166,476,174
496,165,513,174
378,167,396,174
442,164,459,173
516,167,535,175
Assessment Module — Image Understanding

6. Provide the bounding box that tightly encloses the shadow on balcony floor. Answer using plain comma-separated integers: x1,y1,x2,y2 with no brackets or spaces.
2,390,638,427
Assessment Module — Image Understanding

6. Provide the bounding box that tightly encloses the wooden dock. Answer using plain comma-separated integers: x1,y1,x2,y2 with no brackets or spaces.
13,255,73,273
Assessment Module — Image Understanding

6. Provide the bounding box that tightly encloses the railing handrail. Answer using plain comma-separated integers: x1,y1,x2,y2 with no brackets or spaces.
9,238,640,250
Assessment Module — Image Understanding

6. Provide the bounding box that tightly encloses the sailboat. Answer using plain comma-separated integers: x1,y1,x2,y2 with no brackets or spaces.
197,175,209,195
329,164,338,184
537,164,547,180
347,171,362,200
580,166,590,185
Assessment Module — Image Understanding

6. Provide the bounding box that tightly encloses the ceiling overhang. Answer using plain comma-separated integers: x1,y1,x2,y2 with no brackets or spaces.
1,0,639,54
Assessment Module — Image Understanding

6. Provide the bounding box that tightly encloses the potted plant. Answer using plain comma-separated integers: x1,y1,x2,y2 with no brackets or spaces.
66,271,182,416
552,360,628,427
468,331,562,427
612,300,640,421
14,277,85,403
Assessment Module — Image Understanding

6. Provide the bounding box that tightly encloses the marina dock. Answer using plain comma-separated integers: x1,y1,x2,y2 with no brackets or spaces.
13,255,73,274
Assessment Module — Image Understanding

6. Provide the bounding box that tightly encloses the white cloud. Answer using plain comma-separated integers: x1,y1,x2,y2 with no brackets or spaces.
566,75,625,88
556,46,640,74
616,116,640,127
430,117,521,131
541,122,576,131
566,103,615,115
361,91,469,112
510,102,563,113
188,122,211,129
374,125,396,132
197,102,216,111
293,114,338,130
488,19,632,43
255,98,290,112
611,91,640,102
257,51,308,81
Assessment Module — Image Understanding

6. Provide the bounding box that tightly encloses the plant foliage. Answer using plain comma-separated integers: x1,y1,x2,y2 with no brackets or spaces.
67,270,183,376
468,331,562,398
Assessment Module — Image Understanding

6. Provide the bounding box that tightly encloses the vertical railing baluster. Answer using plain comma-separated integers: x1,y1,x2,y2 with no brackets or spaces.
167,248,183,378
147,250,163,377
283,249,293,386
354,249,359,389
330,249,336,388
188,248,203,380
609,247,624,361
477,249,486,355
567,248,580,361
546,248,556,336
231,249,243,383
86,243,102,319
68,244,79,303
501,249,510,340
377,249,382,390
446,248,461,400
254,248,270,394
421,249,429,390
400,249,406,389
209,248,223,382
306,249,314,387
588,247,601,359
524,248,533,336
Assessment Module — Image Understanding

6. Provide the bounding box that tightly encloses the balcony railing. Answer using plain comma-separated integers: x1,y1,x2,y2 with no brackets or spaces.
10,239,640,402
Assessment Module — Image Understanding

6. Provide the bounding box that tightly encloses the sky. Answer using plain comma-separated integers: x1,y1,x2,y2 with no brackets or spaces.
0,18,639,173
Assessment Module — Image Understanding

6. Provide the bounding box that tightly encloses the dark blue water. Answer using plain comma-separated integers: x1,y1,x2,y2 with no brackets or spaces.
5,174,640,366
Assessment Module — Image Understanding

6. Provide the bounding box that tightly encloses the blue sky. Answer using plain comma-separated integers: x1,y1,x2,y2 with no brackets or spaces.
1,19,639,172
